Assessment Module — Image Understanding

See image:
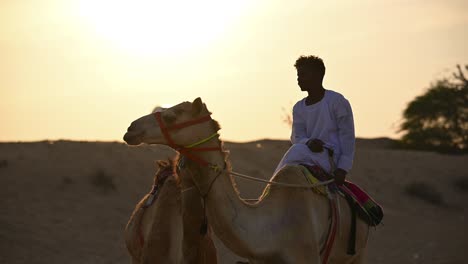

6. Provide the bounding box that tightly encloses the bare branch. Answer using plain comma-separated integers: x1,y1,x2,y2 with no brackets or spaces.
453,64,468,84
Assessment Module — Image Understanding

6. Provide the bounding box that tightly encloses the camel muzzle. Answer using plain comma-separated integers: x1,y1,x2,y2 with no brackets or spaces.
123,131,144,145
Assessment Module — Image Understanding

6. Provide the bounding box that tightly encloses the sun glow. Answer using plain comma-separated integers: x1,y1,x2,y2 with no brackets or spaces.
76,0,250,57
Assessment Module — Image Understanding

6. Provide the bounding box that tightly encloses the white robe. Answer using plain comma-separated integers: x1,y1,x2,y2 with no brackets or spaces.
275,90,355,174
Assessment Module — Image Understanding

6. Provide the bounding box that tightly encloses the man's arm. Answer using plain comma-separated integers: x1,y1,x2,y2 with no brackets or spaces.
334,97,355,184
336,98,355,172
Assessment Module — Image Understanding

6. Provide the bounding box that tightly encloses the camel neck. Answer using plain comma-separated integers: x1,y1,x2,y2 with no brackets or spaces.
180,138,225,193
182,139,279,258
177,152,217,263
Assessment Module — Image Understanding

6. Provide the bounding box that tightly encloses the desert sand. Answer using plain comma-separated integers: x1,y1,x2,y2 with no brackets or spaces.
0,139,467,263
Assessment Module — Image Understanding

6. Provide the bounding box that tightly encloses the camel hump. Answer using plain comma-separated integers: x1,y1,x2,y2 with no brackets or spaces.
272,165,329,195
274,164,310,184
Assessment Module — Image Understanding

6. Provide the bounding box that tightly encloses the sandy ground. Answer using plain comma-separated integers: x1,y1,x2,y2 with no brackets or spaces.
0,139,467,264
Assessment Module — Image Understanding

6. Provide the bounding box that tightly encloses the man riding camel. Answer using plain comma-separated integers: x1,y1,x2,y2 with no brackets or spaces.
275,55,355,186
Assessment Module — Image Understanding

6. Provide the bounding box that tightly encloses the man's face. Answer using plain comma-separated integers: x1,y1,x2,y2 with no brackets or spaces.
297,67,319,91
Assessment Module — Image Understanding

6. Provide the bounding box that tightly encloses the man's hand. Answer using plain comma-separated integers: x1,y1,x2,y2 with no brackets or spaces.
306,138,324,153
333,168,347,186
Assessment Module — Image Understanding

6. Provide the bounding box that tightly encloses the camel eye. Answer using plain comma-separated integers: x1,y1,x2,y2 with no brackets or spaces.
163,113,176,124
174,108,184,115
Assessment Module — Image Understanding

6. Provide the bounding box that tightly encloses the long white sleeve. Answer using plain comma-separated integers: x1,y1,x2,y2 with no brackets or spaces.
334,98,355,172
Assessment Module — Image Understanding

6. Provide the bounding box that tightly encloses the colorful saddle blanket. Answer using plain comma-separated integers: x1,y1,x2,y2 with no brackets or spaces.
297,164,384,226
340,181,384,226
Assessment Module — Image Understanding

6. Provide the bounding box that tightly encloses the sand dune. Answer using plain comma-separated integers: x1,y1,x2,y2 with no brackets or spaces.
0,139,466,264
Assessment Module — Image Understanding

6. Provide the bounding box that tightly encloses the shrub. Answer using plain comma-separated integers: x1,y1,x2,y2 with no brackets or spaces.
90,169,116,194
405,182,444,206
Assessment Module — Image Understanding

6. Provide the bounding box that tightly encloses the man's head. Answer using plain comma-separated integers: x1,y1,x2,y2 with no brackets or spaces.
294,55,325,91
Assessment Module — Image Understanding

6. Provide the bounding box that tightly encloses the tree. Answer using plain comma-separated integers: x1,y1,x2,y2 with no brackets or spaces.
399,65,468,153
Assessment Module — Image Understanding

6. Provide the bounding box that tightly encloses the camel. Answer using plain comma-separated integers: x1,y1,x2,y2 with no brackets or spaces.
123,97,370,264
124,159,218,264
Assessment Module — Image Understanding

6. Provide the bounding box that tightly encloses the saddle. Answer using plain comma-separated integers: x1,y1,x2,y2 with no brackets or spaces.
299,164,383,226
298,164,384,257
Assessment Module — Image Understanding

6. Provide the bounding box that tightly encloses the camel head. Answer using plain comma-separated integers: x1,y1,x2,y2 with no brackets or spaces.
124,97,217,147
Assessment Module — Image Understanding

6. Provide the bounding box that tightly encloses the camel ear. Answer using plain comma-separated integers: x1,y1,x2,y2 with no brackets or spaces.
192,97,204,116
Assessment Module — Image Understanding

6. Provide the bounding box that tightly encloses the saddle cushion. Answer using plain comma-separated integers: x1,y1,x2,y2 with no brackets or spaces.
296,164,330,195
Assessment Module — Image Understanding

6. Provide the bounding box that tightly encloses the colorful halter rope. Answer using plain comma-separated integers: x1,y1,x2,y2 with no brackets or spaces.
154,111,222,166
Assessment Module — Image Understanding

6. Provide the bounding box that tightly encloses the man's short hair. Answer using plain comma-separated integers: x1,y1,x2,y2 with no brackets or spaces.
294,55,326,78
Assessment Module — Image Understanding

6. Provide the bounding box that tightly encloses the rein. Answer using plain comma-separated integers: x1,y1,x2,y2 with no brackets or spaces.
230,171,334,188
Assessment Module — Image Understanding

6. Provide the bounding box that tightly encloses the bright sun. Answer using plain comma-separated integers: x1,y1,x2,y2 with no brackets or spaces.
76,0,250,57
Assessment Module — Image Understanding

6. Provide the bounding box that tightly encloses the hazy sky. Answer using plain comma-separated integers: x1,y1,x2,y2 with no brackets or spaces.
1,0,467,142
